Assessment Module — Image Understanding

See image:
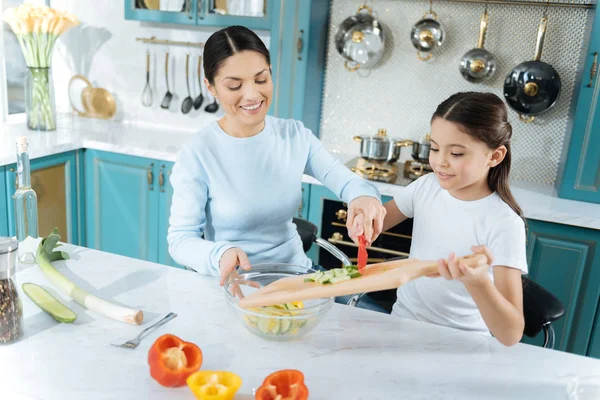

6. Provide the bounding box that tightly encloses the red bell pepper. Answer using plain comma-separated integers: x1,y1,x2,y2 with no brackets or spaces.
357,234,368,272
148,334,203,387
255,369,309,400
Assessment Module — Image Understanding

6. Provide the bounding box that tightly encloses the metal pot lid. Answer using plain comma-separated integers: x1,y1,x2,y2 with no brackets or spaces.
355,129,399,142
335,6,385,68
411,18,444,52
503,61,561,115
0,237,18,254
460,48,496,82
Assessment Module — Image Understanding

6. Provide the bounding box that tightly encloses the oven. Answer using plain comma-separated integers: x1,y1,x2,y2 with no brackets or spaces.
316,198,414,311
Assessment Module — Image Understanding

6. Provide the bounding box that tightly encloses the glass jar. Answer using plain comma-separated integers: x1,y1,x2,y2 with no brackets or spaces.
0,237,23,344
25,67,56,131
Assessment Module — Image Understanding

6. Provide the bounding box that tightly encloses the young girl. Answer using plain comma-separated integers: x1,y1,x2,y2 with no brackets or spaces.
383,92,527,346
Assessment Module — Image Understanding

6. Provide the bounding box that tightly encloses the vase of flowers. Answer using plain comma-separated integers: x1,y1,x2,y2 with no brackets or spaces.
3,4,79,131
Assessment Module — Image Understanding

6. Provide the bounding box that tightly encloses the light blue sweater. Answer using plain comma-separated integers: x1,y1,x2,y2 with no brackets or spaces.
167,116,380,276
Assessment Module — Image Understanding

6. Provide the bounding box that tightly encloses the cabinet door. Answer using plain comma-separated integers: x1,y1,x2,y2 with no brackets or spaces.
0,166,8,237
5,151,80,245
157,161,185,268
198,0,273,30
558,9,600,204
522,220,600,355
85,150,159,262
124,0,197,24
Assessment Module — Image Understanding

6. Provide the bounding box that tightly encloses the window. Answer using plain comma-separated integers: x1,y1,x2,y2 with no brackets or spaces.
2,0,26,115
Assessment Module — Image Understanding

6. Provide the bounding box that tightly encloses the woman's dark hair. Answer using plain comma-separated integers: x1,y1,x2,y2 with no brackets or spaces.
432,92,524,221
203,25,271,85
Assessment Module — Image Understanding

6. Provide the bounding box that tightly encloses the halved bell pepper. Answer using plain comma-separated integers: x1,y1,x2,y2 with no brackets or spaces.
255,369,309,400
147,334,203,387
187,371,242,400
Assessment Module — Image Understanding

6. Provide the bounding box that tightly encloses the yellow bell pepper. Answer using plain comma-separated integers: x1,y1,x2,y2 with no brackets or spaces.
186,371,242,400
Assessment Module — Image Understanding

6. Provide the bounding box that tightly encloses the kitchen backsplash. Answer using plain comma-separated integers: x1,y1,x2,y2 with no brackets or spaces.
319,0,592,184
48,0,270,132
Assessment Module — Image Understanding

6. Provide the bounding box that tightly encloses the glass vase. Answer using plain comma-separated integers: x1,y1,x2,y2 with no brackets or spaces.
25,67,56,131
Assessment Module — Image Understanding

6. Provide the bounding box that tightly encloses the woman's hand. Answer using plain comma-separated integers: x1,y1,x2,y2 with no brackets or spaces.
437,245,494,284
219,248,251,286
347,196,386,244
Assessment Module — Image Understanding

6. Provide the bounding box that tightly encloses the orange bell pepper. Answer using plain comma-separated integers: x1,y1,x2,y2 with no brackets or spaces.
357,234,368,272
187,371,242,400
147,334,203,387
255,369,309,400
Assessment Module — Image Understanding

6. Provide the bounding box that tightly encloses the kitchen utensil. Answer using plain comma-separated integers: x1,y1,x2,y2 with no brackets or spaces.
354,129,413,163
334,4,386,72
68,75,93,116
204,91,219,113
410,1,444,61
160,52,173,109
181,53,193,114
411,133,431,162
504,11,561,123
224,263,333,341
459,9,496,82
194,55,204,110
141,50,153,107
111,312,177,349
238,254,487,309
143,0,159,10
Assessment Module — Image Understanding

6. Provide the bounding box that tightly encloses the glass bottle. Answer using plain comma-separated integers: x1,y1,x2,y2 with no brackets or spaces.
0,237,23,344
13,137,39,264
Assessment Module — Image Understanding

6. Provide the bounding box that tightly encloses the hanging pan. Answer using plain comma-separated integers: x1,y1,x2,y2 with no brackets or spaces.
503,14,561,123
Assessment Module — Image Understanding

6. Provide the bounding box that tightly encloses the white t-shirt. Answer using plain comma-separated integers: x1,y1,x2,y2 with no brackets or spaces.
391,173,528,334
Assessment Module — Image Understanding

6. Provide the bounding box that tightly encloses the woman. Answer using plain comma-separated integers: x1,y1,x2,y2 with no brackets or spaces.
167,26,386,286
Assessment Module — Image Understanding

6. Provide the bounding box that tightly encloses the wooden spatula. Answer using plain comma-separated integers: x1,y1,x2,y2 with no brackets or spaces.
238,254,488,309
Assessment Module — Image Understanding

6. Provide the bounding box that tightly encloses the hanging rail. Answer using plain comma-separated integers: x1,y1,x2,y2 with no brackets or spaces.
436,0,594,9
135,36,204,47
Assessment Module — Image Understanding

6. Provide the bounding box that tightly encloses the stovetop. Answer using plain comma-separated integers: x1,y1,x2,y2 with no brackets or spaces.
345,157,433,187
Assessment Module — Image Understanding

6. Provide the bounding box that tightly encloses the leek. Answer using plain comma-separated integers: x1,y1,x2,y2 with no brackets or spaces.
36,228,144,325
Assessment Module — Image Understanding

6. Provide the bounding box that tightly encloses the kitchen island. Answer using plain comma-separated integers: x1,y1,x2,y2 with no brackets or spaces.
1,243,600,400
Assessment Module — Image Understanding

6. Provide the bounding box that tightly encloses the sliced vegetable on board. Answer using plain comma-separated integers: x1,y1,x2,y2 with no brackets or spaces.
22,282,76,323
255,369,309,400
36,228,143,324
148,334,203,387
187,370,242,400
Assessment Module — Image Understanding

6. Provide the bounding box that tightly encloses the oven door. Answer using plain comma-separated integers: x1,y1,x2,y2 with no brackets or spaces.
318,198,413,311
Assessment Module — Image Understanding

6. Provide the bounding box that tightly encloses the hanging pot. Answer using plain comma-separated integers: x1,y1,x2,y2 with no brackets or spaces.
410,9,444,61
503,16,561,123
354,129,413,163
459,10,496,83
335,4,386,72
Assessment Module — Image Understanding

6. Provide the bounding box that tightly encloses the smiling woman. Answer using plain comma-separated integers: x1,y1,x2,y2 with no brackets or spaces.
167,26,387,291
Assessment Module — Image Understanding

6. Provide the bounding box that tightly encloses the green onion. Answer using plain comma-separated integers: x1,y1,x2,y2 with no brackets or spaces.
36,229,144,325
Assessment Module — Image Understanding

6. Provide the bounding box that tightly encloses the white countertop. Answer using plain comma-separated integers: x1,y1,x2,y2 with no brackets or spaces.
2,243,600,400
1,117,600,231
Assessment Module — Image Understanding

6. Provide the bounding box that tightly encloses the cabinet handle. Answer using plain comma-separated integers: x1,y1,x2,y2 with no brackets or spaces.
328,232,410,257
159,165,165,192
297,29,304,60
147,163,154,191
186,0,192,19
588,52,598,88
335,209,347,222
9,168,17,190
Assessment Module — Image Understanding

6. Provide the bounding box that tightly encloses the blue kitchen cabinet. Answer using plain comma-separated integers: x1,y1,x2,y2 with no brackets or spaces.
157,161,185,268
0,166,7,237
4,151,81,245
521,219,600,356
84,150,159,263
124,0,273,30
124,0,198,25
558,8,600,204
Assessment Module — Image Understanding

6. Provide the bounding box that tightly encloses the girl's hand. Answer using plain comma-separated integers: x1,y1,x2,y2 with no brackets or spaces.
347,196,386,245
219,248,251,286
437,245,494,284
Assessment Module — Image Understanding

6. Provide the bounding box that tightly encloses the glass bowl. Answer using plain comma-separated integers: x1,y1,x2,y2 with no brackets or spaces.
223,263,333,341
